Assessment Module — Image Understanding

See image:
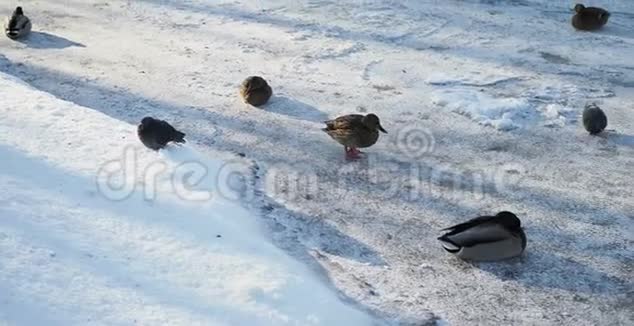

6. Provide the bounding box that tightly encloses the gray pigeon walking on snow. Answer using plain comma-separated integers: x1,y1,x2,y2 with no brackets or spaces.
582,104,607,135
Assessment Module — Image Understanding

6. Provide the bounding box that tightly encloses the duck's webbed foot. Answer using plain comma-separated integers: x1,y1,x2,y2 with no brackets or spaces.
345,147,362,160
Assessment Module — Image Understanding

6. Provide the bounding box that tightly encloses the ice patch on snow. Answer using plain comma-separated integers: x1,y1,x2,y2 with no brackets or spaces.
431,89,531,131
538,103,576,128
426,73,522,87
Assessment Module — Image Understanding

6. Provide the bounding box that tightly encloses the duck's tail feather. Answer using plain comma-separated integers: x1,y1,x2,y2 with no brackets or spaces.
600,12,610,21
438,235,461,253
174,131,186,143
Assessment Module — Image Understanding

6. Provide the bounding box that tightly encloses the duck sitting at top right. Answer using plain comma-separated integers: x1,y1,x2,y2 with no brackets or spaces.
572,4,610,31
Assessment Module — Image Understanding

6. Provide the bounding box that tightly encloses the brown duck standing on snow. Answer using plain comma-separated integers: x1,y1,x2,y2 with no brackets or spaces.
572,4,610,31
322,113,387,160
4,6,31,40
239,76,272,107
137,117,186,151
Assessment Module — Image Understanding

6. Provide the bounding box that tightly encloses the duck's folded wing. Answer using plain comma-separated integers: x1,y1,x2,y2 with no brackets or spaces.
440,215,496,233
324,114,364,130
16,17,27,30
6,16,28,31
442,223,510,248
585,8,609,19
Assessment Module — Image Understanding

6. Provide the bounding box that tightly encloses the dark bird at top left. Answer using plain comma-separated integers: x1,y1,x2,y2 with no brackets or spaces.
4,6,31,40
137,117,186,151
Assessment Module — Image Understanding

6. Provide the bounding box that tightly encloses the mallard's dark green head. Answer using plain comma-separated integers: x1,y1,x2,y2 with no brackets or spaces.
141,117,156,126
496,211,521,229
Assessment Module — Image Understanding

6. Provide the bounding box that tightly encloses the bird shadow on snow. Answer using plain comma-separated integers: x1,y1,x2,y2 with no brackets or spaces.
608,132,634,149
597,21,634,41
265,95,329,123
0,55,628,224
473,250,631,294
1,55,631,307
0,53,387,315
18,32,85,49
470,221,632,295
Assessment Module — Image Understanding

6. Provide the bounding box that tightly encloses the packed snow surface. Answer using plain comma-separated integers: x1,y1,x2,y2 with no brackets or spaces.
1,0,633,325
0,72,375,325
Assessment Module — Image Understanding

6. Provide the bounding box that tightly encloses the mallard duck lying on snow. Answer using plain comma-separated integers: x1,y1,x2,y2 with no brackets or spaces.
438,211,527,261
5,6,31,40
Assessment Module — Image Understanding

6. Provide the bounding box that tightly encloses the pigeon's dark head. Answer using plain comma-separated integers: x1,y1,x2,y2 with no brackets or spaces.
141,117,156,125
14,7,23,15
496,211,521,229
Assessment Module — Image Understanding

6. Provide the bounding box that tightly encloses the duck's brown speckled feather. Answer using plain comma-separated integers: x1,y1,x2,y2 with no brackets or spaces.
239,76,272,106
323,114,379,148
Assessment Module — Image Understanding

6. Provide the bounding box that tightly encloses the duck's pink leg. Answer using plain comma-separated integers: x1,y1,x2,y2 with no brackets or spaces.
346,147,362,160
344,147,353,160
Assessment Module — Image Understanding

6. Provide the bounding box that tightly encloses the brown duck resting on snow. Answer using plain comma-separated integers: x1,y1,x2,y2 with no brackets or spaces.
322,113,387,160
572,4,610,31
239,76,272,107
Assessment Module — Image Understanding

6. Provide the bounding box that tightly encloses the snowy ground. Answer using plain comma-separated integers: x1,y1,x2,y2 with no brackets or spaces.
1,0,633,325
0,72,376,325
